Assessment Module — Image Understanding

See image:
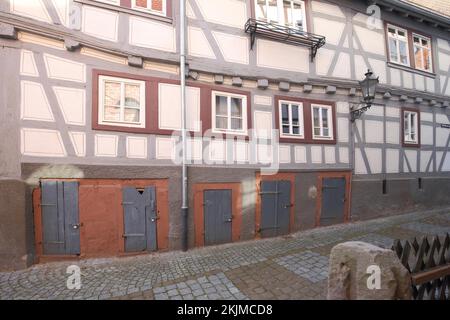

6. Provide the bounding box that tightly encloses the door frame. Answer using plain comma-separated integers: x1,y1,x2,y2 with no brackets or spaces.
193,183,242,247
315,171,352,227
255,172,296,239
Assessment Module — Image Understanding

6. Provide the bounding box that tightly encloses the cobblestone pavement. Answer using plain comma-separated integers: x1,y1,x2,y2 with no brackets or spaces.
1,208,449,300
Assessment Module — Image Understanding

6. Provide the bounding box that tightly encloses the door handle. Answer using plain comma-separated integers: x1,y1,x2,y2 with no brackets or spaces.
283,204,293,208
150,216,160,222
72,224,80,230
225,218,233,223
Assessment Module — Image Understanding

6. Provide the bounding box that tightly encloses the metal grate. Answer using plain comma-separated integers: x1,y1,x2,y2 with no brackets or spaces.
244,18,326,62
392,234,450,300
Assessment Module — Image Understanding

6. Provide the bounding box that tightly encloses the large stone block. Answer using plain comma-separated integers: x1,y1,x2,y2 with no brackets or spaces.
327,241,412,300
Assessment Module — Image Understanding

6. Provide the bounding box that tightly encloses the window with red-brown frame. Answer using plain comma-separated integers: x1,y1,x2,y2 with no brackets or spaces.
401,107,421,148
274,96,336,144
91,70,253,137
385,22,434,74
94,0,170,17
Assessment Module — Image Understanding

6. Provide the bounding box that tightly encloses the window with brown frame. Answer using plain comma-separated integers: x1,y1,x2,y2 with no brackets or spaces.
91,70,252,137
401,107,421,148
93,0,170,17
274,96,336,144
385,23,434,73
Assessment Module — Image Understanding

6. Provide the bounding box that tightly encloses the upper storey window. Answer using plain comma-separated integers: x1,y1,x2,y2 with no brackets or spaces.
212,91,248,135
255,0,307,31
132,0,166,16
413,34,432,72
387,25,409,66
93,0,168,17
386,24,433,73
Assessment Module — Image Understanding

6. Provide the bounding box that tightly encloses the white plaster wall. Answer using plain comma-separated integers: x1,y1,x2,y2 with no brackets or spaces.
313,18,345,46
365,120,383,143
254,111,272,139
44,54,86,83
420,151,432,172
254,95,272,106
212,32,249,65
188,26,216,59
82,5,119,42
311,1,345,18
279,145,291,164
95,134,118,157
257,39,310,73
21,128,66,157
129,16,176,52
386,148,399,173
69,132,86,157
385,121,399,144
294,146,306,163
158,84,201,132
194,0,247,28
53,87,86,126
405,150,417,172
126,136,147,159
20,81,54,122
366,148,382,174
311,146,322,164
156,136,175,160
20,50,39,77
10,0,51,23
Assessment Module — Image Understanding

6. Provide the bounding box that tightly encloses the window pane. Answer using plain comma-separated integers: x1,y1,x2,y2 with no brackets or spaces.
413,36,420,44
125,84,140,108
323,128,329,137
423,48,431,70
267,0,278,22
291,105,299,125
215,95,228,116
399,40,408,64
216,116,227,129
414,46,423,70
231,118,243,130
322,109,329,129
421,38,428,47
388,28,395,35
404,113,409,134
313,107,320,128
282,104,289,124
124,108,140,122
292,2,304,30
231,98,242,117
389,38,398,62
104,81,121,106
398,30,405,38
314,127,321,136
256,0,268,20
292,126,300,135
104,106,120,121
282,125,290,134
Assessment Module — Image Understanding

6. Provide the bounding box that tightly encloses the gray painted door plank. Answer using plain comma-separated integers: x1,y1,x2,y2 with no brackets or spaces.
204,189,232,246
321,178,346,226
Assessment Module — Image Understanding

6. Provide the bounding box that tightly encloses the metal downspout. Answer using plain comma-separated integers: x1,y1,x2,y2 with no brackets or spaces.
180,0,188,252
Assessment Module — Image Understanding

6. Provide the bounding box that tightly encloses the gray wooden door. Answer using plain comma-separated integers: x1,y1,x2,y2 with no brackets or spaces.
41,181,80,255
260,180,291,238
122,186,157,252
321,178,346,226
204,189,232,246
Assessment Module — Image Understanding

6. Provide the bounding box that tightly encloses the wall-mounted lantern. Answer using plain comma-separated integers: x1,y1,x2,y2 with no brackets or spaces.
350,69,379,122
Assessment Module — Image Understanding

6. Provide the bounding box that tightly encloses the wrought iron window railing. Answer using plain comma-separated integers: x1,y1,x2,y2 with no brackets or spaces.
244,18,326,62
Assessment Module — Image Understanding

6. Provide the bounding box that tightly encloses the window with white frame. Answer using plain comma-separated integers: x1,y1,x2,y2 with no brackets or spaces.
311,104,333,140
132,0,166,16
255,0,307,31
387,25,410,66
279,100,304,138
413,34,432,72
212,91,247,135
404,110,419,144
98,75,146,128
